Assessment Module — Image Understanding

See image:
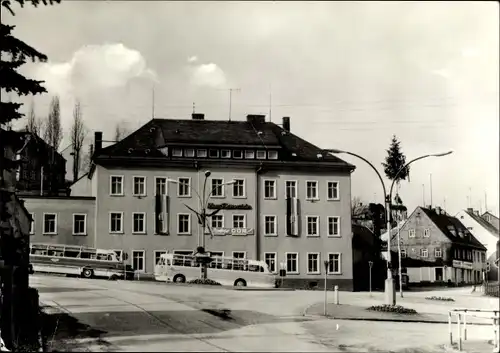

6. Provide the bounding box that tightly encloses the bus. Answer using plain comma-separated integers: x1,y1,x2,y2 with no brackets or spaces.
154,253,276,288
29,243,126,279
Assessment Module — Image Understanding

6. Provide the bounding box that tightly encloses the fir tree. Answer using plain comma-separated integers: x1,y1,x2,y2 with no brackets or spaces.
382,135,410,185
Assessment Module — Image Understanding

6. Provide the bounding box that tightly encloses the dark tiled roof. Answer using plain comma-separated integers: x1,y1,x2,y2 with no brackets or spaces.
95,118,353,166
420,207,487,250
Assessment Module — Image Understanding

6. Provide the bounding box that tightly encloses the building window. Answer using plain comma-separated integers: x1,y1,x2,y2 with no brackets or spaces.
43,213,57,234
264,215,277,236
211,215,223,229
327,253,341,274
327,181,339,200
154,250,167,266
132,212,146,234
110,175,123,195
232,215,246,228
211,178,224,197
306,181,318,200
244,150,255,159
268,150,278,160
264,179,277,199
286,253,299,274
232,251,246,259
177,214,191,234
184,149,195,157
197,149,207,158
285,180,297,198
109,212,123,233
132,250,145,272
233,150,243,159
256,150,266,159
264,252,277,273
155,177,167,195
306,216,319,236
29,213,35,235
221,150,231,158
328,216,340,237
424,229,430,237
400,249,407,258
232,179,245,198
178,177,191,197
172,148,183,157
408,229,415,238
420,248,428,258
209,149,219,158
435,248,442,257
73,214,87,235
133,176,146,196
307,253,320,274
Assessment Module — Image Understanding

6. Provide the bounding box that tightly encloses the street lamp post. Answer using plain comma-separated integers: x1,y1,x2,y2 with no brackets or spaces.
167,171,235,279
324,149,453,305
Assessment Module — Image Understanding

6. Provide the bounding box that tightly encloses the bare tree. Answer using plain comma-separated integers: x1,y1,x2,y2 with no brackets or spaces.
114,122,129,142
70,100,86,182
26,100,43,135
80,144,93,174
44,96,62,149
351,196,364,217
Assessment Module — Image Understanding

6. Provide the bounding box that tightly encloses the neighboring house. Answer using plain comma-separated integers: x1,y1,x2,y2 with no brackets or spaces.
481,211,500,232
27,114,357,290
351,223,384,291
456,208,499,281
15,130,68,196
389,206,487,285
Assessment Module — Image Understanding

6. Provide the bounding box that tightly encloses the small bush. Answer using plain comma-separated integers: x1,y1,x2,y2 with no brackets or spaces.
425,296,455,302
366,304,417,315
187,278,222,286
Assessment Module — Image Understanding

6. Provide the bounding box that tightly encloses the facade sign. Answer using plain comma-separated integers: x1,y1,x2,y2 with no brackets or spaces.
206,228,254,236
452,260,462,268
207,203,252,210
452,260,473,270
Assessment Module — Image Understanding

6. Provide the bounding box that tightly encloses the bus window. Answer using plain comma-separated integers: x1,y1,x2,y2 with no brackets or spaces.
65,250,81,258
260,266,264,272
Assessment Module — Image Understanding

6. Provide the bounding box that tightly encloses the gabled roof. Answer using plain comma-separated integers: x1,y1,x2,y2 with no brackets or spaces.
93,118,355,169
420,207,486,250
482,211,499,221
464,209,499,238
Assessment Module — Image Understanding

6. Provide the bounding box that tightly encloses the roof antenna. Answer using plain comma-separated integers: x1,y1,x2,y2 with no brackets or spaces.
192,102,196,114
485,191,488,213
268,83,272,122
151,84,155,120
218,88,241,121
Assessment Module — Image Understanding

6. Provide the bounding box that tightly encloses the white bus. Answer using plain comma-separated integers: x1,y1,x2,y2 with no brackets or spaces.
29,243,125,279
154,253,276,288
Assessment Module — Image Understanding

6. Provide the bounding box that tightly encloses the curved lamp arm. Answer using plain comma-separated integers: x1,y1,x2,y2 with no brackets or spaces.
166,178,203,210
204,181,236,210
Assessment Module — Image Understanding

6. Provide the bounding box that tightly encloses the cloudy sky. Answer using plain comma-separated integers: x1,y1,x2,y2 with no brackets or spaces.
5,1,499,216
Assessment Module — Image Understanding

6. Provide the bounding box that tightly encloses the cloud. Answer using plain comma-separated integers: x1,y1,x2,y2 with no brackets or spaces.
461,47,480,58
33,43,157,97
187,55,198,63
189,62,227,88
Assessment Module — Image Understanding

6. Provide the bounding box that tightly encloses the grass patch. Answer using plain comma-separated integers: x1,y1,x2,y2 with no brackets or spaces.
425,296,455,302
366,304,417,315
186,278,222,286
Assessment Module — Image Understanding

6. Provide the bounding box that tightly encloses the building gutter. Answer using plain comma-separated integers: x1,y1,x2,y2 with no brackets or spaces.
255,164,263,260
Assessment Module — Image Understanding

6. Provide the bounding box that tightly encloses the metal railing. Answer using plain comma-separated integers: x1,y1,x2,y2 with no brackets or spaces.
484,282,500,297
448,309,499,352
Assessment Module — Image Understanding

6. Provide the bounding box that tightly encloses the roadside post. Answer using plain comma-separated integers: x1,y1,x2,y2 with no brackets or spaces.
323,260,329,316
368,261,373,297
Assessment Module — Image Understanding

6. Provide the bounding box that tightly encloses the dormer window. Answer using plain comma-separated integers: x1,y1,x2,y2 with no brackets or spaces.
233,150,243,159
185,149,195,157
209,149,219,158
245,150,255,159
172,148,183,157
268,150,278,160
458,230,464,238
197,149,207,158
221,150,231,158
256,150,266,159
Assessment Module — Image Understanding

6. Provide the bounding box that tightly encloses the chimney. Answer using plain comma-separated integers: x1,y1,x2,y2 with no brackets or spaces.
282,117,290,132
192,113,205,120
467,207,473,213
474,210,480,216
435,206,442,215
94,131,102,153
246,114,266,125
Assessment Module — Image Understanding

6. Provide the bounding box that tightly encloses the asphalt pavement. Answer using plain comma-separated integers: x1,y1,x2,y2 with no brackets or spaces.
31,275,499,352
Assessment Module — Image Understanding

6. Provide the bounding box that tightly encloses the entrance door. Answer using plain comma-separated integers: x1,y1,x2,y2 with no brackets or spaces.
434,267,443,282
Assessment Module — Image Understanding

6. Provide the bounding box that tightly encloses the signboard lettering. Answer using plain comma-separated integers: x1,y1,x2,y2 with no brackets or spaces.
206,228,254,236
207,203,252,210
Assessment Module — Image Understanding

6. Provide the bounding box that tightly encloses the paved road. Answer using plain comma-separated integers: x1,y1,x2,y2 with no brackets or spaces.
32,275,498,352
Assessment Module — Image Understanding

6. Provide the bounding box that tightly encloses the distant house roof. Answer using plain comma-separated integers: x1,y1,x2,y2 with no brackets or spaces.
93,117,355,171
420,207,487,250
16,129,66,163
465,209,499,238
